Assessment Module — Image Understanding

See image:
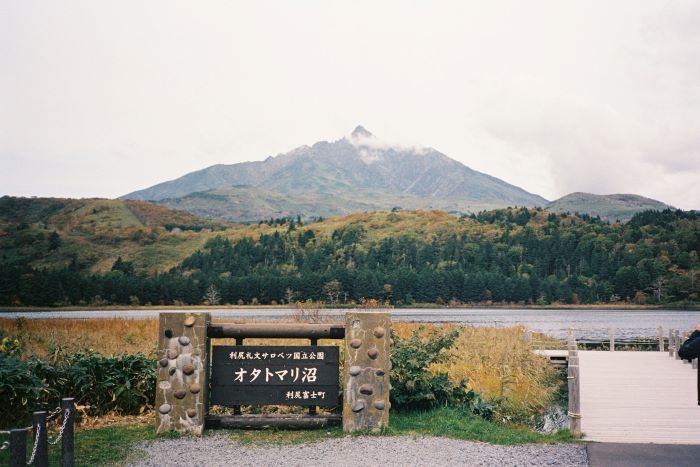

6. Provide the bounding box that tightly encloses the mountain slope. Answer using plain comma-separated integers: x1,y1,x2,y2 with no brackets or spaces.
157,186,380,222
5,205,700,308
546,192,672,222
158,185,547,222
122,126,548,220
0,196,225,273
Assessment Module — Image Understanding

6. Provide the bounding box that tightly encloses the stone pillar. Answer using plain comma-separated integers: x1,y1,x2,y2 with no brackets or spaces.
343,312,391,432
155,312,210,435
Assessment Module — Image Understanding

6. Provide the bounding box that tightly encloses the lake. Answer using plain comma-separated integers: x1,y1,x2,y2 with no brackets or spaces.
2,307,700,341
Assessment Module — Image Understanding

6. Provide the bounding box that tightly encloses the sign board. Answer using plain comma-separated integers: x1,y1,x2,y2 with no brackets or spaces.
210,345,339,407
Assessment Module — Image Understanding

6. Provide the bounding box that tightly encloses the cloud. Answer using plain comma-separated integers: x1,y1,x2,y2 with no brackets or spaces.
348,129,431,156
1,1,699,210
466,3,700,209
478,88,700,208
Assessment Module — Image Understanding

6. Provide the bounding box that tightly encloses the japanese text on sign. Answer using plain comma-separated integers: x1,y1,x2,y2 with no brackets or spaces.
232,367,318,383
228,351,325,361
210,345,340,407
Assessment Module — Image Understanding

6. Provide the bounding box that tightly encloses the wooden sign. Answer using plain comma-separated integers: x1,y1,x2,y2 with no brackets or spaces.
210,346,339,407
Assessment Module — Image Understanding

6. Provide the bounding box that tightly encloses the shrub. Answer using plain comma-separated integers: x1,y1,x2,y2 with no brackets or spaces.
0,354,53,428
61,352,156,415
390,327,493,418
0,352,155,428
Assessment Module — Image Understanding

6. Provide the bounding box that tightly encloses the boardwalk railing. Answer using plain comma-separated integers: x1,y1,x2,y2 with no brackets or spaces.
531,326,682,352
566,331,581,436
667,328,700,405
0,398,74,467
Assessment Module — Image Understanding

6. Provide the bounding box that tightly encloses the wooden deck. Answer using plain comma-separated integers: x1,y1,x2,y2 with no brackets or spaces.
534,349,568,367
578,351,700,444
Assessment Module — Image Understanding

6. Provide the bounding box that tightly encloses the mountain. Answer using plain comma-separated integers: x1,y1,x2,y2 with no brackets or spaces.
546,192,672,222
122,126,548,221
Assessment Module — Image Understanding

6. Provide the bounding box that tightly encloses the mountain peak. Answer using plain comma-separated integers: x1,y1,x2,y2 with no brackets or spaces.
121,126,550,218
351,125,373,139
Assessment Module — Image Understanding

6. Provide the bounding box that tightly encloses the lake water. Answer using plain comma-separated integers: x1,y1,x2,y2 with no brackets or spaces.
2,307,700,341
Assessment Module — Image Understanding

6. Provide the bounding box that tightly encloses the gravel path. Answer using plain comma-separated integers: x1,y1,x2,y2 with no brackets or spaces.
129,435,588,466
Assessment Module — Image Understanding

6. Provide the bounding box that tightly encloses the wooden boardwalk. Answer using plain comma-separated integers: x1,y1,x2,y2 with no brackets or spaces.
578,351,700,444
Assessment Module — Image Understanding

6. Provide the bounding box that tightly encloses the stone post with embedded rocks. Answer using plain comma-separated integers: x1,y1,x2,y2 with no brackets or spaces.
342,312,392,432
155,312,210,435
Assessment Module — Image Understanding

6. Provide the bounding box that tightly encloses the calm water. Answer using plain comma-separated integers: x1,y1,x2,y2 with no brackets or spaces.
2,308,700,341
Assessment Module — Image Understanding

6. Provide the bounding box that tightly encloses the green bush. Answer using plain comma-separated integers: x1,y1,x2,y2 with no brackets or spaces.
390,327,493,418
0,355,52,428
0,352,155,428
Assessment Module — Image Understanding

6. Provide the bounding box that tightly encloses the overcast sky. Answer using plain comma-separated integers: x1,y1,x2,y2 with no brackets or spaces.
1,1,699,209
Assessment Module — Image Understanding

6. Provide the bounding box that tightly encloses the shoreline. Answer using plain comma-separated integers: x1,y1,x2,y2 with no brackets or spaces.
2,303,699,313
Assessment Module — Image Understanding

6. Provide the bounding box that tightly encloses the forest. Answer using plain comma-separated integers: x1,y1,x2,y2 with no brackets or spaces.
1,207,699,307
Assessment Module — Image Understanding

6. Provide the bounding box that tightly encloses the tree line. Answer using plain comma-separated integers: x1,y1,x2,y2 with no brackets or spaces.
1,208,699,307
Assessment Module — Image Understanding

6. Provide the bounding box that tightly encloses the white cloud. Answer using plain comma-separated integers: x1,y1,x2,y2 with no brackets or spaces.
348,129,431,157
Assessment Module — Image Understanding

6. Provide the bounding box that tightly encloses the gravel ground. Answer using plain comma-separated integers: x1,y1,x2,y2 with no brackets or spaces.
129,435,588,467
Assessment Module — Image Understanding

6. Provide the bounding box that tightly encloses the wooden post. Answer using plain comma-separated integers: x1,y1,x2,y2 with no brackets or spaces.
9,428,27,467
609,327,615,352
61,398,75,467
675,330,681,360
233,337,243,416
568,360,581,436
669,329,674,357
658,326,664,352
309,337,318,416
693,358,698,370
33,411,48,467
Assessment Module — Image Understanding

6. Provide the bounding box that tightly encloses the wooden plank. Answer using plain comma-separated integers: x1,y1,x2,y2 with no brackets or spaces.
206,414,341,429
207,323,345,339
535,350,569,358
578,351,700,444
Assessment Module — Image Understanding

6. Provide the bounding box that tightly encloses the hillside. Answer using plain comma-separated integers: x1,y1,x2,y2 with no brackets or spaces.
546,192,672,222
0,196,227,273
122,126,548,221
2,199,699,307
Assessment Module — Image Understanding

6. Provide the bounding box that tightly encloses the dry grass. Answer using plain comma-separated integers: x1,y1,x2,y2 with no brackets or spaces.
0,318,158,359
393,323,563,422
0,317,345,359
75,412,154,431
